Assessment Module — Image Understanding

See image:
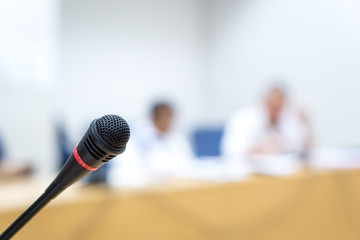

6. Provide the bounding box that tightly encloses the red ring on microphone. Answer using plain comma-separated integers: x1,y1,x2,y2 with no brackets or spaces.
73,145,98,171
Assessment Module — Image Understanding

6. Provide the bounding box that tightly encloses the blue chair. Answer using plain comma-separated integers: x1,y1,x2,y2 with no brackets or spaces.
192,127,224,157
0,133,4,163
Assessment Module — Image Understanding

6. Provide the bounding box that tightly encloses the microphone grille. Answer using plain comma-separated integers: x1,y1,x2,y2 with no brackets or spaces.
95,114,130,149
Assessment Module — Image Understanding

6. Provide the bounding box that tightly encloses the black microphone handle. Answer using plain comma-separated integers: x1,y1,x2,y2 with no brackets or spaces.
0,153,91,240
0,184,59,240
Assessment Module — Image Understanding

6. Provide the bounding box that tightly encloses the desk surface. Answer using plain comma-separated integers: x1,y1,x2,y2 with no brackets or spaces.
1,168,360,240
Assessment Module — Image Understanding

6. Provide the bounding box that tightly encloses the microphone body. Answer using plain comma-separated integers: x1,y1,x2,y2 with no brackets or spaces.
48,118,127,197
0,115,130,240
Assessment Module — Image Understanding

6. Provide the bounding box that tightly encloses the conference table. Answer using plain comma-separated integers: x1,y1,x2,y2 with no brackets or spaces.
1,168,360,240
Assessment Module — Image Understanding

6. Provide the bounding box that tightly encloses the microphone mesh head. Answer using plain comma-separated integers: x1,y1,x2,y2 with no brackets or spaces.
95,114,130,149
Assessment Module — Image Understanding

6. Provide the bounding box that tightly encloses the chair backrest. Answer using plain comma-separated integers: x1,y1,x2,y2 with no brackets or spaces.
0,134,4,162
192,127,224,157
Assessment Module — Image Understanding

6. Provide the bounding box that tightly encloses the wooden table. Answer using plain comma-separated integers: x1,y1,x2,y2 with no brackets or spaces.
1,169,360,240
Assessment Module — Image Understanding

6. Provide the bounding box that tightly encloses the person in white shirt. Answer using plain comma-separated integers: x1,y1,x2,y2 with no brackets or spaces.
221,85,312,160
133,102,193,177
108,102,193,187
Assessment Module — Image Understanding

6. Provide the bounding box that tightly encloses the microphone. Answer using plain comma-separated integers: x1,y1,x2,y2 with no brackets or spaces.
0,114,130,240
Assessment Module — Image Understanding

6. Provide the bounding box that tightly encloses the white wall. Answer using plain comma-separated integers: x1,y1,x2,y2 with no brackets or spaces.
58,0,204,141
0,0,59,175
0,0,59,88
203,0,360,147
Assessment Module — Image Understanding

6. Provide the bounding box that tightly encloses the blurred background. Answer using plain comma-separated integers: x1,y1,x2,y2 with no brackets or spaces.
1,0,360,174
1,0,360,239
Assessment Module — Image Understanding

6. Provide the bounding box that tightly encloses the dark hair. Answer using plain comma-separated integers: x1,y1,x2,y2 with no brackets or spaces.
151,102,173,119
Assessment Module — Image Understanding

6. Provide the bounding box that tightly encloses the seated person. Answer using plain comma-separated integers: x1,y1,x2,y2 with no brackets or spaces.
221,84,312,161
108,102,193,186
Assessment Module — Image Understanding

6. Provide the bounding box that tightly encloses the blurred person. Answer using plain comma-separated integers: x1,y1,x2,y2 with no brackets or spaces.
108,102,193,186
0,133,32,180
135,102,193,179
221,84,312,161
